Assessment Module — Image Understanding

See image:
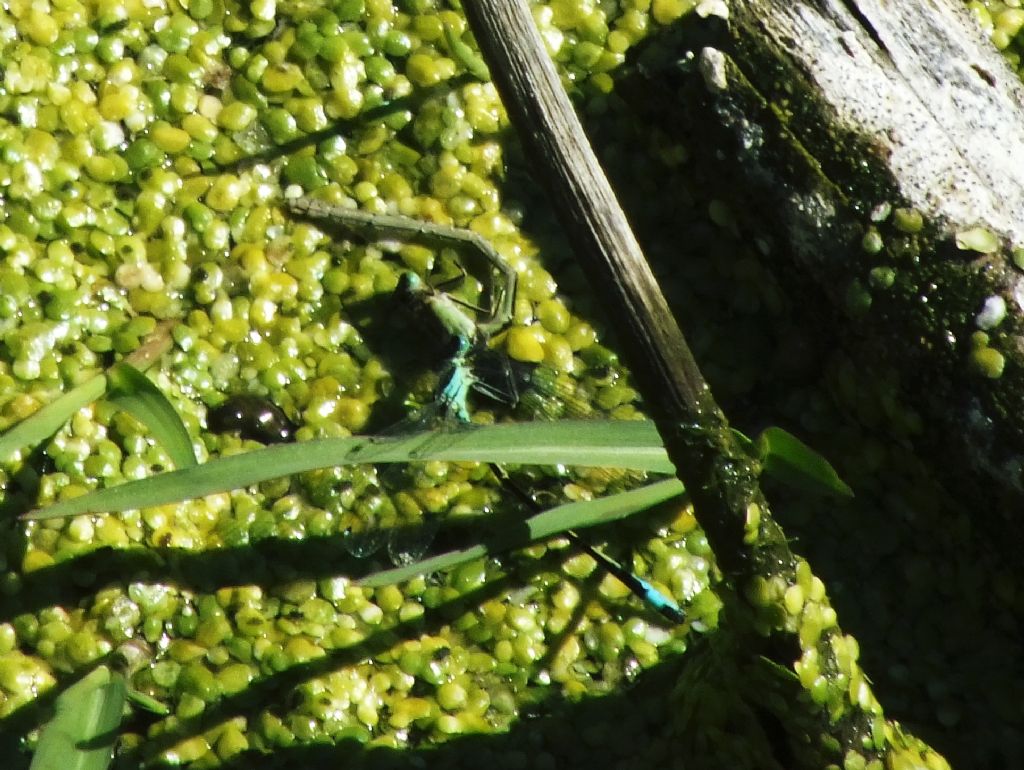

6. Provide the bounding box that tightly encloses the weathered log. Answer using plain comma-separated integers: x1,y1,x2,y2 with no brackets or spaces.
633,0,1024,536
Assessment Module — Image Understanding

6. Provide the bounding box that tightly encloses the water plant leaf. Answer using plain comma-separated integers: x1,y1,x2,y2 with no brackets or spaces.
444,22,489,81
29,666,126,770
106,363,197,469
0,376,107,465
24,419,672,520
124,688,169,716
358,477,685,586
757,427,853,498
0,321,173,464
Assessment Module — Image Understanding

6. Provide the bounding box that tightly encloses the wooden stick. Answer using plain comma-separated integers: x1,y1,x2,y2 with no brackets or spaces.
459,4,710,425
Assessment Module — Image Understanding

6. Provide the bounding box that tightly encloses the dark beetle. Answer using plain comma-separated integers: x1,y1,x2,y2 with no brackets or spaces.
207,395,296,444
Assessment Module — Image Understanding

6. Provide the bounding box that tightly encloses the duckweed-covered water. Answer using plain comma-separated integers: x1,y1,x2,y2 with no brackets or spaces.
0,0,1020,767
0,1,723,768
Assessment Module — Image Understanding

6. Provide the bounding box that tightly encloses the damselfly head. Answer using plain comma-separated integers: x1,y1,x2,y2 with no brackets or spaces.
394,271,427,301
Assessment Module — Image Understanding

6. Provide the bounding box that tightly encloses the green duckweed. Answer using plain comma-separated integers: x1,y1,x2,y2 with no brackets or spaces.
0,0,979,767
970,345,1006,378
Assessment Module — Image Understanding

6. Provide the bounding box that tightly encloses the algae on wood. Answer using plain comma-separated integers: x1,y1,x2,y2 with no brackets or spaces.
631,0,1024,543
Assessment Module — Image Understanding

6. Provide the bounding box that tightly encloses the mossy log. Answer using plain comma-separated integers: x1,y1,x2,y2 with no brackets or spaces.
629,0,1024,542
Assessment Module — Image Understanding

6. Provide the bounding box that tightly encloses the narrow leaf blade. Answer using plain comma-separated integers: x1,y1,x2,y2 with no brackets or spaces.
30,666,126,770
25,420,672,521
758,427,853,498
358,478,684,586
0,376,107,464
107,363,197,469
0,321,173,464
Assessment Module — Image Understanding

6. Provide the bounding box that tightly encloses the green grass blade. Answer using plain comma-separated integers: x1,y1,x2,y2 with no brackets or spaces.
0,322,173,464
124,688,170,716
107,363,197,469
358,477,684,586
757,426,854,498
353,419,673,469
0,376,107,464
30,666,126,770
24,420,672,520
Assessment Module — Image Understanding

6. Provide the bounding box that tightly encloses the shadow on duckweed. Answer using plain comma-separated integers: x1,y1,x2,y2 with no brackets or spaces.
122,626,806,770
2,618,810,770
1,508,698,763
1,517,505,622
602,18,1024,770
1,561,709,770
199,74,477,176
3,491,682,620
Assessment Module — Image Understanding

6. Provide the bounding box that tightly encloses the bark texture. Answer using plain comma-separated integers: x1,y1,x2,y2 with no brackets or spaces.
634,0,1024,539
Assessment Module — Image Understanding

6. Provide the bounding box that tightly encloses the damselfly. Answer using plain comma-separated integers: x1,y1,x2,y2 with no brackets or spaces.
287,197,685,622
